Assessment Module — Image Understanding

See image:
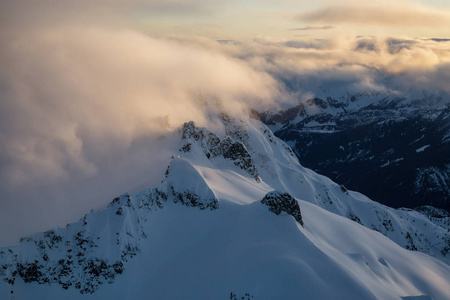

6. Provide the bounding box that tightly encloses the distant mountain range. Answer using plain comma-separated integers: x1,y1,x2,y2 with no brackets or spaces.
1,114,448,299
254,91,450,213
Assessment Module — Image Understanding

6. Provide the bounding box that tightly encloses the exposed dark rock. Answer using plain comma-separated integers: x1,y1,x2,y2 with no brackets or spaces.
405,232,418,251
340,185,348,194
261,191,303,226
180,121,260,182
181,142,192,153
230,292,254,300
170,186,219,211
349,212,362,225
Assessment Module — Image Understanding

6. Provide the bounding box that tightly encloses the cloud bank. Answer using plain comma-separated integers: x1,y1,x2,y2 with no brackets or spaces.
0,21,280,245
220,36,450,99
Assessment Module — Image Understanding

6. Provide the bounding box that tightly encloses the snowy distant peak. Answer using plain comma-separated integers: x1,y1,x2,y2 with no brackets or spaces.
257,88,450,213
414,206,450,229
415,205,450,219
257,90,449,132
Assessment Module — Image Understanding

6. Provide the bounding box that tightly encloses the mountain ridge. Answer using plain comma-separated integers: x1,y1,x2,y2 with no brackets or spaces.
0,116,449,299
254,92,450,212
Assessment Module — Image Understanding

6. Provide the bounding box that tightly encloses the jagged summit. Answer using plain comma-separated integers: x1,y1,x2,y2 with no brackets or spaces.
179,120,260,182
0,116,449,300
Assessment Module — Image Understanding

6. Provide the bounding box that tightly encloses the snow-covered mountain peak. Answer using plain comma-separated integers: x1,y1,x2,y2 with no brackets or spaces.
0,116,449,299
174,117,450,264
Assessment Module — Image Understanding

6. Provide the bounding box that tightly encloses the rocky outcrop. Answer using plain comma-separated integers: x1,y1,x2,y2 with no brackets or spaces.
180,121,260,182
261,191,303,226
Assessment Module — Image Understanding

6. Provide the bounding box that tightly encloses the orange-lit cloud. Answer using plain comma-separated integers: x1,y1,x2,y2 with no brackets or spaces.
0,27,279,183
0,9,280,245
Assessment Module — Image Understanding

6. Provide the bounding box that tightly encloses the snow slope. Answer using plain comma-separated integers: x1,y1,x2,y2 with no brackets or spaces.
218,116,449,263
0,116,449,300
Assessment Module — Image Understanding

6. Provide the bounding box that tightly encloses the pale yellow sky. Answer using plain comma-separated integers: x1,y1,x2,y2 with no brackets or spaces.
130,0,450,40
2,0,449,40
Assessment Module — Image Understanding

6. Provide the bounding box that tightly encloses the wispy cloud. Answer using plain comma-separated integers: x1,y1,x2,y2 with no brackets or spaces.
297,4,450,27
429,38,450,42
290,25,335,31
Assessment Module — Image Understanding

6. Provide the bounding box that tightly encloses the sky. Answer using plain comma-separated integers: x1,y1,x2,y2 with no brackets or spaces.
1,0,450,246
